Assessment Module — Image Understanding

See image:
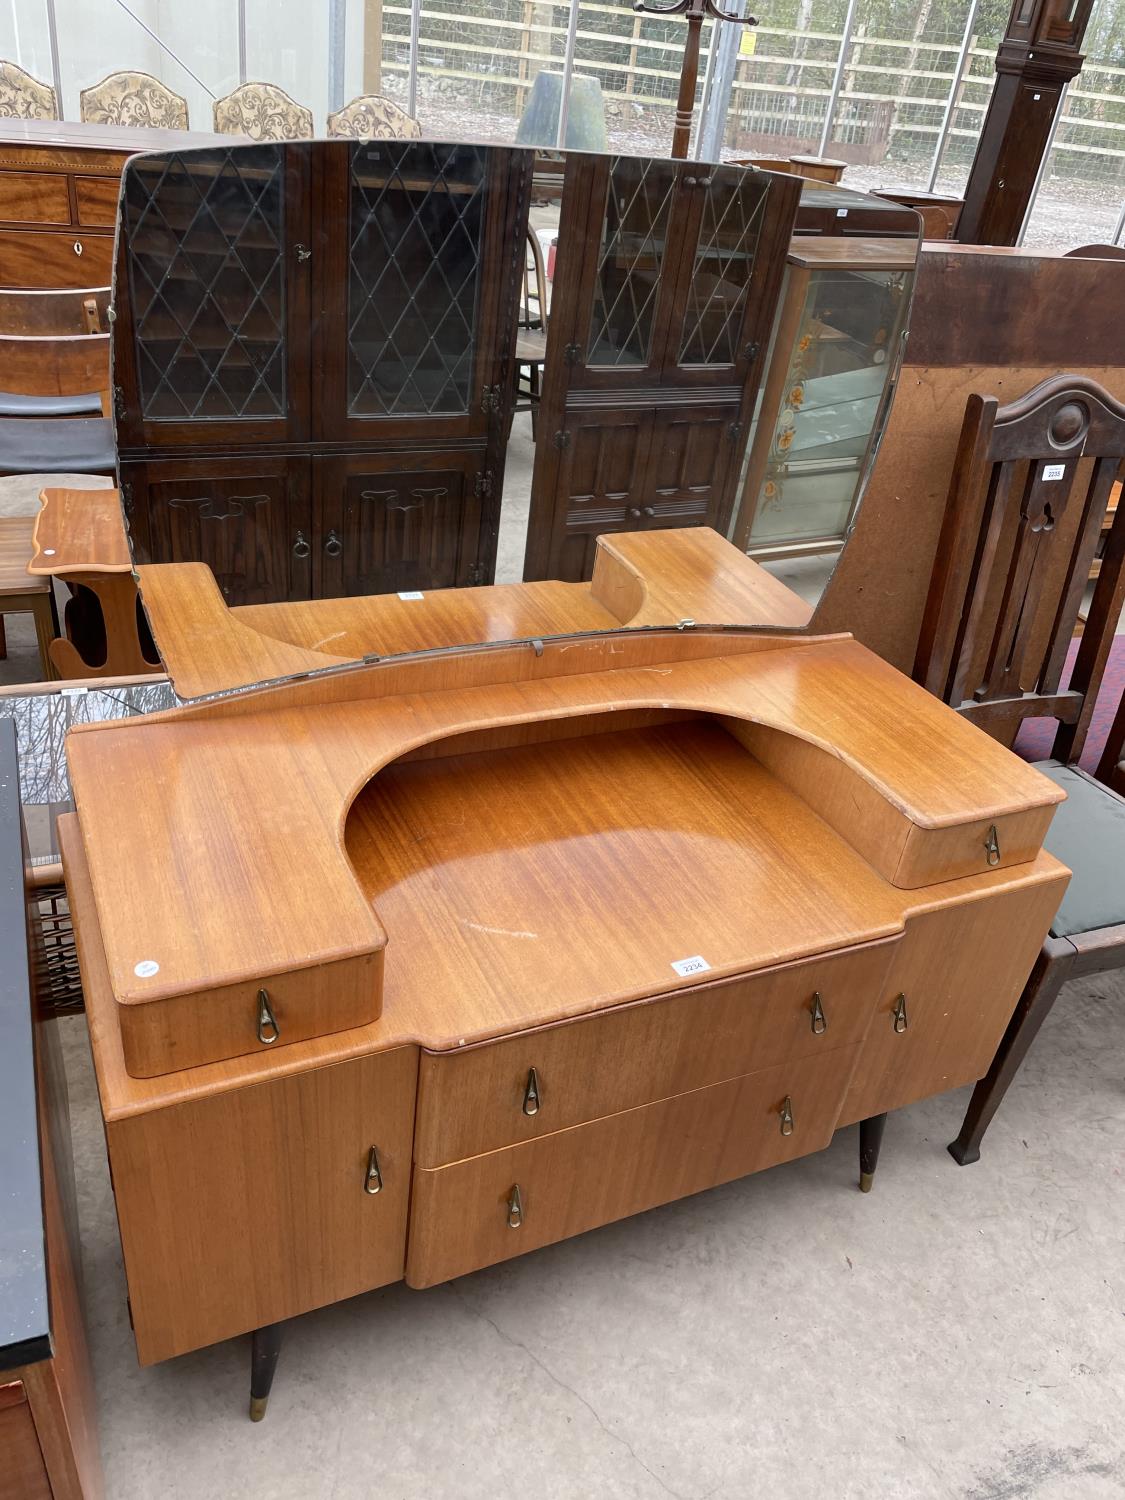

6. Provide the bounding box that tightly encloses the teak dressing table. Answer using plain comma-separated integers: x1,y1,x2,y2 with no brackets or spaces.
61,533,1068,1420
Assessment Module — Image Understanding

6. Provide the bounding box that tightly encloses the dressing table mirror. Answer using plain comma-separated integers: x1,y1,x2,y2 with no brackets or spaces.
101,138,921,698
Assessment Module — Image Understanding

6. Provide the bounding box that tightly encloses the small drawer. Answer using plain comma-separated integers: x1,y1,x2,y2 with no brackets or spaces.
415,939,894,1166
75,175,120,227
406,1045,861,1288
118,950,385,1078
0,229,114,289
0,171,71,225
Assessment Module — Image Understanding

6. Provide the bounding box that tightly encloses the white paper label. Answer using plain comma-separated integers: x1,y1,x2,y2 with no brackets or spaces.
398,590,424,600
134,960,160,978
835,208,848,218
43,548,56,555
1042,463,1065,481
671,955,711,978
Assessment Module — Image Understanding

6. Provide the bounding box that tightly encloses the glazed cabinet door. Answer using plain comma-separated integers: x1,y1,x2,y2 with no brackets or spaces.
123,456,312,605
108,1047,418,1365
316,454,486,597
112,144,312,451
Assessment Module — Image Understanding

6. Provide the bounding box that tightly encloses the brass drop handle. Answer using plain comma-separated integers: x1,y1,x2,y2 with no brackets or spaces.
892,993,908,1034
507,1184,524,1229
324,529,343,557
984,824,1000,866
810,991,827,1035
522,1067,541,1117
364,1146,383,1195
257,988,279,1045
779,1096,794,1136
292,530,311,559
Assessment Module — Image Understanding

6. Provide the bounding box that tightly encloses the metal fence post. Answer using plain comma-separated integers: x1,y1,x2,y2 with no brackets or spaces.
816,0,858,159
926,0,980,193
697,4,745,162
555,0,582,149
408,0,422,117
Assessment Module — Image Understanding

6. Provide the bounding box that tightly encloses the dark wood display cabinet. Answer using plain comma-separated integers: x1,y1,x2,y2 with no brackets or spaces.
114,141,530,604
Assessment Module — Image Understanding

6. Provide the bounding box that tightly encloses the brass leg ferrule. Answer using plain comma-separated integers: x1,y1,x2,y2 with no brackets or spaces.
859,1170,875,1193
249,1395,269,1422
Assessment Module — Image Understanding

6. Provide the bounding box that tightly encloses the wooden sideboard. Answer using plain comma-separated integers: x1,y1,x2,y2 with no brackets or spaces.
60,533,1068,1420
0,120,233,289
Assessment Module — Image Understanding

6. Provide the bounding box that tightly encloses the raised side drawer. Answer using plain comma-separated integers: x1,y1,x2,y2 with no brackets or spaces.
406,1044,861,1288
118,950,384,1077
415,940,894,1166
0,229,114,288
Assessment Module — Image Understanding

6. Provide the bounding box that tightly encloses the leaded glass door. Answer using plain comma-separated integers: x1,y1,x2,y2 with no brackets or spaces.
113,145,311,452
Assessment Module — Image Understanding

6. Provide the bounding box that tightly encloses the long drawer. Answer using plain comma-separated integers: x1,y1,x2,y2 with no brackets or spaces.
0,228,114,288
415,940,894,1166
407,1045,861,1288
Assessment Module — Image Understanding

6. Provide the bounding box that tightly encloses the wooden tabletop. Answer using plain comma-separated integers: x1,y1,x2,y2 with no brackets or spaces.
788,237,918,272
0,120,238,153
29,487,132,577
139,529,815,699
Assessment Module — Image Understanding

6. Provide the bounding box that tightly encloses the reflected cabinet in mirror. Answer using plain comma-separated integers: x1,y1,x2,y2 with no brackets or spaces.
107,139,920,692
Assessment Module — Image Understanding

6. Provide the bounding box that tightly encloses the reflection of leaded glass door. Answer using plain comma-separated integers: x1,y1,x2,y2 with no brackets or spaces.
114,145,311,451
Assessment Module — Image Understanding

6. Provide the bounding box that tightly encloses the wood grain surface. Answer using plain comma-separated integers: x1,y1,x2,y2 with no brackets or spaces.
29,487,131,575
406,1047,862,1288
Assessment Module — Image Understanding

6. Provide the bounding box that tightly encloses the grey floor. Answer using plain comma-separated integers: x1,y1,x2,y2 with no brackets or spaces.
59,964,1125,1500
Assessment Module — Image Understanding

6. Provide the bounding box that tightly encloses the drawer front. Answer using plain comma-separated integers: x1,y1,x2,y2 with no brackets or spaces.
0,229,113,288
415,940,894,1166
0,170,71,225
118,950,384,1078
839,868,1068,1126
75,174,120,227
109,1046,418,1364
407,1045,860,1288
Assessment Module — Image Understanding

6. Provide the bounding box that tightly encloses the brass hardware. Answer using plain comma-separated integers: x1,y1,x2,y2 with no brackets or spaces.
364,1146,383,1195
563,342,583,364
481,384,502,415
984,824,1001,866
473,469,494,500
295,243,312,261
113,383,126,421
507,1184,524,1229
810,991,827,1035
257,988,280,1045
522,1067,541,1117
553,428,571,450
779,1096,794,1136
728,420,743,441
292,530,311,559
73,240,83,256
324,528,343,557
248,1395,268,1422
892,993,908,1033
743,340,761,362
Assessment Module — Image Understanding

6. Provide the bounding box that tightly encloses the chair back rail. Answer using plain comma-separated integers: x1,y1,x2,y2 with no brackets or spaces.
0,287,111,336
915,373,1125,764
0,332,111,401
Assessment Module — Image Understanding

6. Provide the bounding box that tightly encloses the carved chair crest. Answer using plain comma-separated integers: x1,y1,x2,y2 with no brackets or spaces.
213,82,313,141
0,60,57,120
327,94,421,140
80,71,189,129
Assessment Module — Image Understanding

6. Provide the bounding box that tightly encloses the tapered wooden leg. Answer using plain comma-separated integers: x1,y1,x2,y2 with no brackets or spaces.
948,940,1073,1166
858,1112,887,1193
249,1322,284,1422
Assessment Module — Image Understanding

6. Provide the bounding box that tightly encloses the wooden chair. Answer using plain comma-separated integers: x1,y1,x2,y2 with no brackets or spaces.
910,373,1125,1167
513,229,549,437
0,287,110,336
213,82,312,141
327,94,421,139
79,71,188,130
1097,692,1125,795
0,60,57,120
0,516,57,679
0,330,110,424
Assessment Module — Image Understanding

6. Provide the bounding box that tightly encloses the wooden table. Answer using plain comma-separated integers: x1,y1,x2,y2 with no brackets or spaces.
29,487,157,679
0,514,56,678
61,532,1068,1422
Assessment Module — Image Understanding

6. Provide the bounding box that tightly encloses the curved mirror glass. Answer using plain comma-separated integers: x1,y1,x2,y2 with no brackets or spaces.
106,139,921,698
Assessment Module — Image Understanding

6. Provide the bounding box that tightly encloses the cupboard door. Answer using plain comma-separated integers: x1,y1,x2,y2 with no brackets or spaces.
317,455,484,597
526,408,655,583
109,1047,417,1364
113,144,311,450
138,457,312,605
640,403,741,532
407,1046,860,1288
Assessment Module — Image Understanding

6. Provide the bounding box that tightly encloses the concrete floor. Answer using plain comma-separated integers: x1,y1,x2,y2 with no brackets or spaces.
59,964,1125,1500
